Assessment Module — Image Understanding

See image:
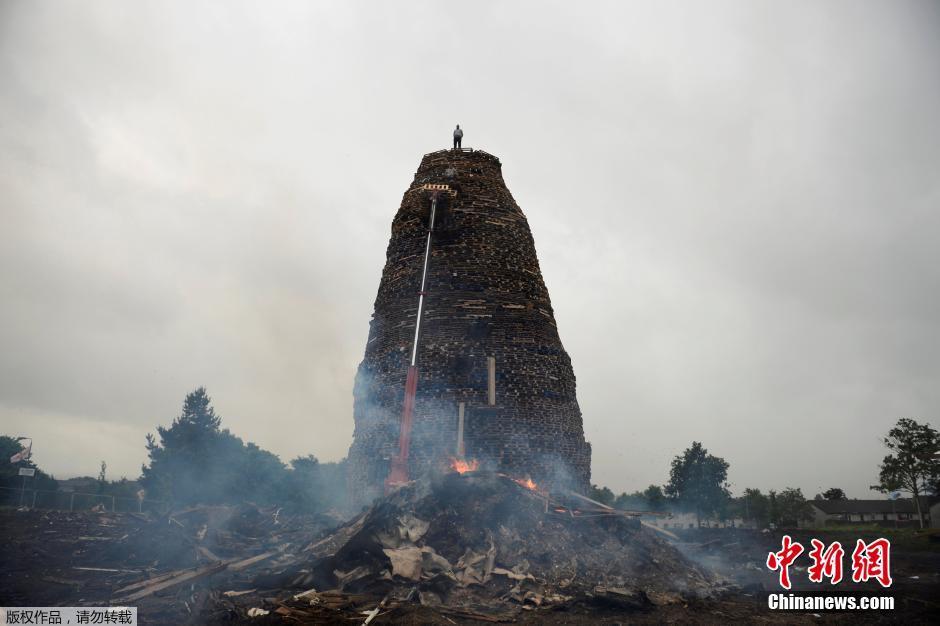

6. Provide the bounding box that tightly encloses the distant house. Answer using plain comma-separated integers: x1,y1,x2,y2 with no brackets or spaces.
809,498,933,527
56,476,99,492
641,512,756,530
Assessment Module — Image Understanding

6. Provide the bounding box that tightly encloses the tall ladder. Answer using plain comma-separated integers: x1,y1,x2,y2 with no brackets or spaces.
385,191,440,491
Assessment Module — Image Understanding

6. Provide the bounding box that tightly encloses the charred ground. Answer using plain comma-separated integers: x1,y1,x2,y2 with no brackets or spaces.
2,473,938,624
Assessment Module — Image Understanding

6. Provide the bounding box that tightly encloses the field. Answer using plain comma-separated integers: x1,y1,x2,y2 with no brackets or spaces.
1,506,938,624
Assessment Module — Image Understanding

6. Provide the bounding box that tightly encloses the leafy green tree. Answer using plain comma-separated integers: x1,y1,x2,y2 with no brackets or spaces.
774,487,813,527
821,487,846,501
872,418,940,528
236,442,287,504
589,484,615,506
642,484,667,511
731,488,770,527
665,441,730,524
613,490,644,510
277,456,351,513
280,455,323,512
312,459,348,512
613,485,666,512
98,477,143,499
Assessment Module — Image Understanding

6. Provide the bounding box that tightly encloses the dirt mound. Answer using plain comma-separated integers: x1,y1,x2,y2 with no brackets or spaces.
234,472,723,620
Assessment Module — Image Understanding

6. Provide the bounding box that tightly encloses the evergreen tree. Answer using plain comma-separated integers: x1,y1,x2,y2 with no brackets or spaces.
140,387,333,509
141,387,231,503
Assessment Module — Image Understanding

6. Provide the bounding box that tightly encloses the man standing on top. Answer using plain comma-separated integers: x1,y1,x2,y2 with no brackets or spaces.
453,124,463,149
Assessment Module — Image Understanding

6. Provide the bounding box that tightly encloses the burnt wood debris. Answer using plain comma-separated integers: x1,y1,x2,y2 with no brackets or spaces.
347,148,592,502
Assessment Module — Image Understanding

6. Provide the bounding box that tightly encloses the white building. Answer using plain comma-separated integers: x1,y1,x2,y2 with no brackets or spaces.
809,498,932,527
641,512,756,530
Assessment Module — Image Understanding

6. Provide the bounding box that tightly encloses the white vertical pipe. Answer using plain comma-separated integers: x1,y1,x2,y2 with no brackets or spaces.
410,195,437,366
456,402,466,456
487,356,496,405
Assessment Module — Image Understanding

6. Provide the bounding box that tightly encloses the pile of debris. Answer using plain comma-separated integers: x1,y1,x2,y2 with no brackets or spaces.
0,503,341,625
1,474,732,623
208,472,727,623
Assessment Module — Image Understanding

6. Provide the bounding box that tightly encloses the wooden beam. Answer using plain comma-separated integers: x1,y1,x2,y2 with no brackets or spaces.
641,521,680,541
456,402,466,456
487,357,496,405
115,547,284,602
116,562,228,602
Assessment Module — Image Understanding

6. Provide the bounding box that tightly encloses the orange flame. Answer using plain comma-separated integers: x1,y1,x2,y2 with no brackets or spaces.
450,458,479,474
513,476,538,491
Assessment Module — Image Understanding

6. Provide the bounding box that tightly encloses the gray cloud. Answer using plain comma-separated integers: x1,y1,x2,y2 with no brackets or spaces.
1,0,938,499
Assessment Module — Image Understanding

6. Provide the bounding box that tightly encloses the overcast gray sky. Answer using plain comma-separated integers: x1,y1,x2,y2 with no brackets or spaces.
2,1,938,499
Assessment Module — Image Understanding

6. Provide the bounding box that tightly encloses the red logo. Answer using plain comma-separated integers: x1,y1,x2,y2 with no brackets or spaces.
851,538,892,588
766,536,892,589
766,535,804,590
807,539,844,584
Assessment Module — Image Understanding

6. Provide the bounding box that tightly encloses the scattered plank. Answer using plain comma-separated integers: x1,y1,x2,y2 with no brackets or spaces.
197,545,222,562
114,569,188,595
228,549,280,571
73,567,144,574
42,576,82,587
561,489,616,511
116,562,228,602
361,591,392,624
641,521,679,541
222,589,256,597
437,607,517,623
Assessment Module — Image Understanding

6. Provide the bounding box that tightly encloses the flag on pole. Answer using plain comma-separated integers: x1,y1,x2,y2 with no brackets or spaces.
10,438,31,464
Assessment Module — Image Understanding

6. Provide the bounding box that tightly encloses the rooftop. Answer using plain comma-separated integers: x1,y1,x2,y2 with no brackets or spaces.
810,497,934,514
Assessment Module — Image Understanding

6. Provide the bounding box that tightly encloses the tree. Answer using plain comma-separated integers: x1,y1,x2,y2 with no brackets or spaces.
821,487,846,501
0,436,58,493
872,418,940,528
732,488,771,527
665,442,731,524
280,455,323,512
642,484,667,511
613,485,667,512
613,490,645,511
141,387,290,505
141,387,225,502
589,484,615,506
312,459,348,512
774,487,813,527
235,442,288,504
140,387,350,510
